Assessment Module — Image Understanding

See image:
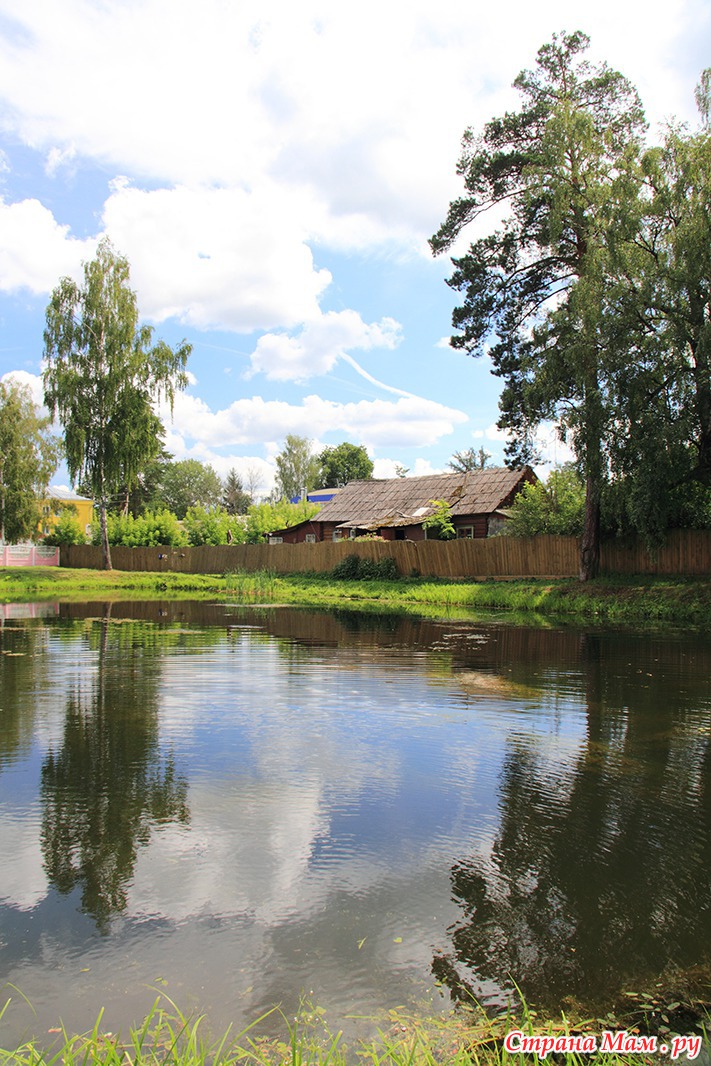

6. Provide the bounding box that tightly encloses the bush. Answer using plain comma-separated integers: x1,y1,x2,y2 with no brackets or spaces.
504,466,585,537
43,511,86,546
422,499,456,540
331,553,400,580
183,504,246,545
245,499,321,543
92,509,187,547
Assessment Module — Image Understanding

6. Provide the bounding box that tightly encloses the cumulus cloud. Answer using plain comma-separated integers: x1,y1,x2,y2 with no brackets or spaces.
248,310,402,382
0,198,93,293
163,390,467,452
1,369,46,408
0,0,700,252
102,181,331,332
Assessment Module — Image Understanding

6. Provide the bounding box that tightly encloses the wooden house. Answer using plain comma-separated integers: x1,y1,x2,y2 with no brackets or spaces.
268,466,536,543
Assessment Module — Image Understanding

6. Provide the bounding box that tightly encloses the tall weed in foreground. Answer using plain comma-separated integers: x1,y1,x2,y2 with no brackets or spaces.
224,569,278,601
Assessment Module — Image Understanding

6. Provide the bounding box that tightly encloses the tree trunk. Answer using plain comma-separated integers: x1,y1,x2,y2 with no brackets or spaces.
579,475,600,581
99,499,113,571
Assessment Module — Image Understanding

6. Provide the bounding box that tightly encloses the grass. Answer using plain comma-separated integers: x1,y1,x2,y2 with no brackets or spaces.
4,989,707,1066
2,566,711,626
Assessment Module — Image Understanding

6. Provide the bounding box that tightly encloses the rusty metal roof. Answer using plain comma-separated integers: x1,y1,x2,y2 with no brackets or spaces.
316,467,535,529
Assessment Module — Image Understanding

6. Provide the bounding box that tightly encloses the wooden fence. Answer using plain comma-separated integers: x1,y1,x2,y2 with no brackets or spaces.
58,529,711,578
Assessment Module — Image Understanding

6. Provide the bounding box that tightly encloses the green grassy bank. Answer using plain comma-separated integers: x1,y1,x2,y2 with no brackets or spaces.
2,986,709,1066
1,566,711,626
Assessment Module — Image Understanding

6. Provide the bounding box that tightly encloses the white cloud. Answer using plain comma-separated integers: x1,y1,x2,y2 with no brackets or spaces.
0,198,93,293
0,809,47,910
45,144,77,177
0,0,701,255
372,457,443,479
164,390,467,452
248,310,402,382
102,182,331,332
1,369,46,407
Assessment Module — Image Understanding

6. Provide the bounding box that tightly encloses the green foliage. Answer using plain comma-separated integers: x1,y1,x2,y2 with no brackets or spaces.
105,447,172,517
331,553,400,580
43,510,86,546
274,434,320,501
422,499,456,540
505,467,586,537
158,459,223,519
42,238,191,568
431,32,647,578
222,468,251,514
245,498,321,542
183,504,246,545
92,509,187,548
318,442,374,487
0,379,61,543
602,88,711,540
602,478,711,542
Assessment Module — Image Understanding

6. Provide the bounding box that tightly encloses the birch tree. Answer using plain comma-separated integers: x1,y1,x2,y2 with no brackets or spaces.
43,239,191,569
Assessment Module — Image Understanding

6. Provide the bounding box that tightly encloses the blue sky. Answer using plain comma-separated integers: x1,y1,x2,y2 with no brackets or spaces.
0,0,708,497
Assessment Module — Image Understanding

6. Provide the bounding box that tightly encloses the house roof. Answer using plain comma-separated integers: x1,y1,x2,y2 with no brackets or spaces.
315,467,535,530
46,485,93,502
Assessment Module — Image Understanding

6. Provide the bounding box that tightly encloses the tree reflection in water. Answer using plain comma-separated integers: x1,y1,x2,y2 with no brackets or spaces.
434,632,711,1010
40,610,189,930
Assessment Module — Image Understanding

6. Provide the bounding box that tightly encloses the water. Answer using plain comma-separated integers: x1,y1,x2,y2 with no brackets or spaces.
1,601,710,1044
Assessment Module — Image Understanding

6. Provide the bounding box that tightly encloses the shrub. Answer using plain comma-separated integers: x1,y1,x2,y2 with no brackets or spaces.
183,504,246,545
331,553,400,580
504,466,585,537
92,509,187,547
43,511,86,546
245,499,321,543
422,499,456,540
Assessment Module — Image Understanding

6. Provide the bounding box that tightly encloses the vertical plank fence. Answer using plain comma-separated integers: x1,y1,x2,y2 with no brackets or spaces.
59,530,711,578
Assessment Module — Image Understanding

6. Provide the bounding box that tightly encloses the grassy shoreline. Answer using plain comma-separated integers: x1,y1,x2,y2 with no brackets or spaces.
1,566,711,626
2,986,709,1066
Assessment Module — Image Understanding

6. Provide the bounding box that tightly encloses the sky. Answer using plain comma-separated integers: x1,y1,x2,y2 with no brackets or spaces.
0,0,708,498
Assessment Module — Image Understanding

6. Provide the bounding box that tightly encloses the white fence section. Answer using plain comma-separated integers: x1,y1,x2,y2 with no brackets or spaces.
0,545,60,567
0,601,60,619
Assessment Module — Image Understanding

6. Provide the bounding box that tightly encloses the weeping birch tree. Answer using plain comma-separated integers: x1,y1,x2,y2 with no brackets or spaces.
43,239,191,569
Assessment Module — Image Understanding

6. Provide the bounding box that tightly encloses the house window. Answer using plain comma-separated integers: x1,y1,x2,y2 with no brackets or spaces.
332,530,343,542
457,526,474,539
305,533,316,543
270,536,283,544
43,505,50,515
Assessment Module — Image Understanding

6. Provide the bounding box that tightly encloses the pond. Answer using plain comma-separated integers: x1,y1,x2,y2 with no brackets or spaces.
1,600,710,1044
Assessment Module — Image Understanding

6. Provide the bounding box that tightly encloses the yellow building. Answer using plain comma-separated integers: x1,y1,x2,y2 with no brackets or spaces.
39,486,94,539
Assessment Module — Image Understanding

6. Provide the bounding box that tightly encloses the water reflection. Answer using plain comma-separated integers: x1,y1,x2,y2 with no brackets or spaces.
435,629,711,1010
40,607,189,928
0,602,710,1041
